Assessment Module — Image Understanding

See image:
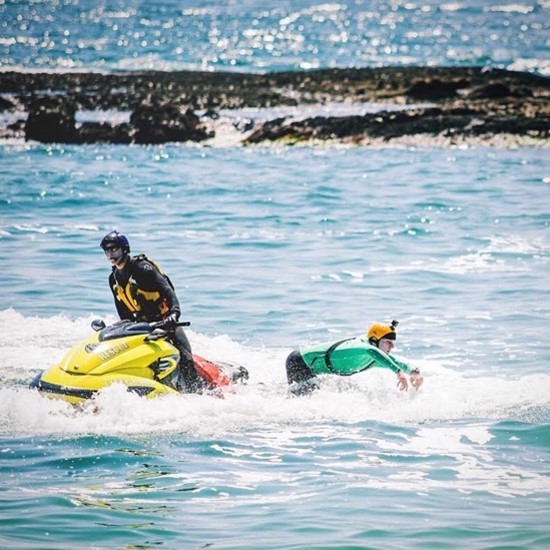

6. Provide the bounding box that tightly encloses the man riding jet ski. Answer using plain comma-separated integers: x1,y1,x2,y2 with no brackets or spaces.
99,230,203,392
30,230,248,405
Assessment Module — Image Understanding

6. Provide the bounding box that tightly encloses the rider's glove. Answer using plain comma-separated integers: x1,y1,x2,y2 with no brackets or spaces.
164,312,180,328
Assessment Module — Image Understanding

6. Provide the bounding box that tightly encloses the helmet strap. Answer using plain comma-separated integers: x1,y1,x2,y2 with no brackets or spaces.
117,252,129,267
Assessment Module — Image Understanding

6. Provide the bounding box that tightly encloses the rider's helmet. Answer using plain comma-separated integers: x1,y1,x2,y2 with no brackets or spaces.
367,320,398,346
100,231,130,255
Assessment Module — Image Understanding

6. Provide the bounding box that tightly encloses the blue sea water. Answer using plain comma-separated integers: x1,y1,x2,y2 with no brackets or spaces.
0,0,549,74
1,1,550,549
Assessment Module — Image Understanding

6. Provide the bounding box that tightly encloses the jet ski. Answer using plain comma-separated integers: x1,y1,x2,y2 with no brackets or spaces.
30,319,249,406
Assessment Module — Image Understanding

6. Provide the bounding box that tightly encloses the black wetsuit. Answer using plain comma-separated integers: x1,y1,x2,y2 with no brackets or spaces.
109,255,204,392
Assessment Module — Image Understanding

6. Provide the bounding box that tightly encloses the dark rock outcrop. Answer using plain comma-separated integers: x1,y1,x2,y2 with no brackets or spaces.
1,66,548,145
407,79,468,100
244,106,549,144
77,122,133,144
0,96,16,111
130,102,210,144
25,96,78,143
21,93,209,144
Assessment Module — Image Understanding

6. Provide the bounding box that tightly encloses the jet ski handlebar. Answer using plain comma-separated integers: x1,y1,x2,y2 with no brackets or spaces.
144,320,191,342
150,320,191,329
90,319,191,338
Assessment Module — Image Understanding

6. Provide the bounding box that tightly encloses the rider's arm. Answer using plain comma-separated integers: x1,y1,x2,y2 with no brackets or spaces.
137,261,181,316
368,347,411,374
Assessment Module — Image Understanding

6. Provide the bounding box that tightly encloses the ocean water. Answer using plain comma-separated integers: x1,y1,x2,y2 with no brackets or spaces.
1,1,550,549
0,0,549,74
2,145,549,549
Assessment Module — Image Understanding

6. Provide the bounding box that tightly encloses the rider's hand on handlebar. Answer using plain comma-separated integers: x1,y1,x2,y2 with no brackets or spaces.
164,312,180,328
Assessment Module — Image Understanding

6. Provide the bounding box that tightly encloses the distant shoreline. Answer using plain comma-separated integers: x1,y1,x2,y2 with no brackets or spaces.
0,66,548,146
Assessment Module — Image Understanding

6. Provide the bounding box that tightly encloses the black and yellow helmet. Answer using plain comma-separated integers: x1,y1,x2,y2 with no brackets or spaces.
367,320,399,345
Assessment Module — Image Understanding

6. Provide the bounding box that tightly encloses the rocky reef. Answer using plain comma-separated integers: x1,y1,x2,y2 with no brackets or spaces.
0,67,548,146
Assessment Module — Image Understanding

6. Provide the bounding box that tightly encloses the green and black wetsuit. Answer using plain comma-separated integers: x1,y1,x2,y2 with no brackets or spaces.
286,335,413,394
